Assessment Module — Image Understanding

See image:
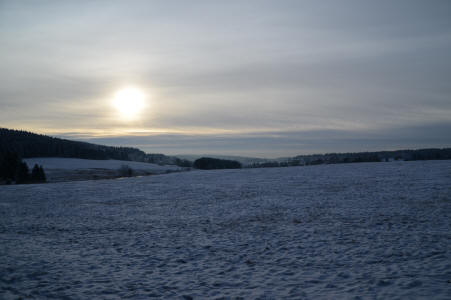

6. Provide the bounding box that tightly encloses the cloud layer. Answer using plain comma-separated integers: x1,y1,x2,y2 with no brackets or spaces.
1,1,450,156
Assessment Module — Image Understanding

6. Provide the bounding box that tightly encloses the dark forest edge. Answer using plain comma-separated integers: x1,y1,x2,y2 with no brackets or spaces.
1,152,46,184
0,128,192,167
1,128,451,183
193,157,242,170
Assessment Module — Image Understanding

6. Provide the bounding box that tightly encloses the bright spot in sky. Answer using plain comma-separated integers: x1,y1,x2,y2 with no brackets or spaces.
112,87,146,120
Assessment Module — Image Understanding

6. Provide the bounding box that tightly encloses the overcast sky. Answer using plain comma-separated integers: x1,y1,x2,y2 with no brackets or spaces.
1,0,450,157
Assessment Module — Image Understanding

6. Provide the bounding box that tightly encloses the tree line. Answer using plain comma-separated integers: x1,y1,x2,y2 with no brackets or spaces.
248,148,451,168
0,128,192,167
3,128,449,174
193,157,242,170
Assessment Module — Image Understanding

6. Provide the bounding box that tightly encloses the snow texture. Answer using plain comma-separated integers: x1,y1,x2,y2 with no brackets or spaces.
1,160,451,299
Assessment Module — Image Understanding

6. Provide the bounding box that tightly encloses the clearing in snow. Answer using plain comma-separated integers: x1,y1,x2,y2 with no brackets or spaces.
23,157,183,182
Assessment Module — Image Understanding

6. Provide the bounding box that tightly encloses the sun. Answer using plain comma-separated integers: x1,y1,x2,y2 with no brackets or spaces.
112,87,146,120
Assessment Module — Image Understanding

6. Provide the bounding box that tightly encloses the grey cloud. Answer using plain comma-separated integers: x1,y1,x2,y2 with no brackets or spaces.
1,1,451,156
72,121,451,158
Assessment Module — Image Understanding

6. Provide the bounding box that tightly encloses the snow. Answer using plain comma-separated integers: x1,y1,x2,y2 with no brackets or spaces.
24,157,181,171
1,160,451,299
23,157,182,182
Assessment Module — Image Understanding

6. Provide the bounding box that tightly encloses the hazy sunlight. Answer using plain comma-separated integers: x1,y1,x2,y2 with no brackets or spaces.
112,87,146,120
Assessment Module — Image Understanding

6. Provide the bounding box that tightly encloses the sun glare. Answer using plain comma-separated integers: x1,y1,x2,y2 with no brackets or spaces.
112,87,146,120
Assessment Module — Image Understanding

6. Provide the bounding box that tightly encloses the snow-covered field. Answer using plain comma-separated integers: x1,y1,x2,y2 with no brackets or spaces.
24,158,182,182
1,160,450,299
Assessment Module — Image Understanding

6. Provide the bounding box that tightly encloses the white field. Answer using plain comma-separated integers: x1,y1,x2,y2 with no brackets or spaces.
1,160,450,299
23,157,182,182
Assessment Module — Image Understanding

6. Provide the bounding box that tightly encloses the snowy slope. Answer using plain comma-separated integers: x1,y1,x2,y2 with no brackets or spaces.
1,160,450,299
23,157,182,182
24,157,181,171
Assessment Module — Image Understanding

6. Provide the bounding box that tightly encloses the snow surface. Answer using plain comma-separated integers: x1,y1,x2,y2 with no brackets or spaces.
1,160,451,299
23,157,182,182
24,157,181,171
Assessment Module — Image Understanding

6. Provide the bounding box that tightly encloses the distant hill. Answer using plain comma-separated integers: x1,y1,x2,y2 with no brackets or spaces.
291,149,451,164
249,148,451,168
0,128,191,167
177,148,451,168
2,128,450,170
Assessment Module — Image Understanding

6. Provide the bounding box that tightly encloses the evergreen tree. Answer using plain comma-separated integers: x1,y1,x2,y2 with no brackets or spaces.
31,164,41,182
15,162,30,184
38,166,46,182
0,152,20,182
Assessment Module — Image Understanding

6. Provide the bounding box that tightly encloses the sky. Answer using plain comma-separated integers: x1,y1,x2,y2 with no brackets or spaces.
1,0,450,158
